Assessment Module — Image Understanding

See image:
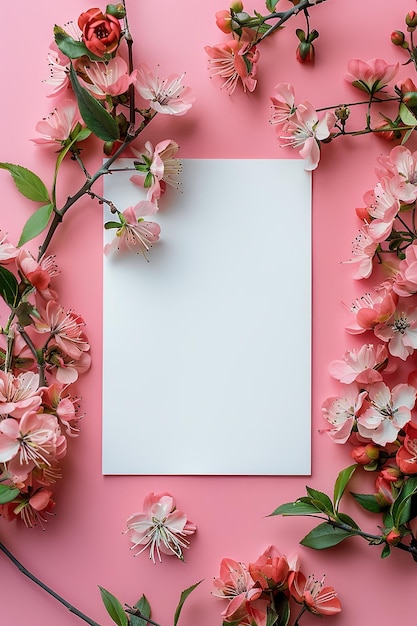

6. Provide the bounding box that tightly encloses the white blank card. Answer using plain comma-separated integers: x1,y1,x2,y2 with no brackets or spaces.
102,159,311,475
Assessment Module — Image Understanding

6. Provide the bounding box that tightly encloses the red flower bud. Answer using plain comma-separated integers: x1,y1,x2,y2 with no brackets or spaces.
391,30,406,46
406,11,417,30
386,528,401,545
296,41,315,63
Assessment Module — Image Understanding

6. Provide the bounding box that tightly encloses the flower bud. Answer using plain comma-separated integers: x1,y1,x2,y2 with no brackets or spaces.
230,1,244,11
296,41,315,63
386,528,401,546
215,10,233,33
400,77,417,95
105,3,126,19
335,106,350,122
406,11,417,30
391,30,406,46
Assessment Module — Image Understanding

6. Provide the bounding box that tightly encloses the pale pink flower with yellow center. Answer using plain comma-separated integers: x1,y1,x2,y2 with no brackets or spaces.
130,140,181,202
104,204,161,259
357,382,416,445
344,224,379,279
270,83,296,129
0,371,42,419
32,99,81,145
289,571,341,616
345,58,399,94
329,343,390,385
126,492,196,563
134,64,194,115
205,40,259,95
279,101,335,170
76,56,136,101
34,300,89,362
374,305,417,360
321,385,368,443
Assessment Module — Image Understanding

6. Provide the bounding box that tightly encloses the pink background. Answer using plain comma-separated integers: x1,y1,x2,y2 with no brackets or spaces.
1,0,416,624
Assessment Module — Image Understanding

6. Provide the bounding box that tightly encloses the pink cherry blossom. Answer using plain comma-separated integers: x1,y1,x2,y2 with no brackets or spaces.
134,64,194,115
329,343,390,385
363,178,401,243
32,99,81,145
40,383,79,436
44,43,70,97
130,140,181,202
289,571,341,616
279,101,335,170
346,284,398,334
270,83,296,129
374,304,417,360
397,421,417,474
376,146,417,203
125,492,196,563
345,58,399,94
248,545,289,590
43,345,91,384
205,40,259,95
104,204,161,259
0,232,18,264
0,371,42,419
321,385,368,443
213,558,266,625
393,241,417,297
357,382,416,445
76,56,136,100
344,224,379,279
33,300,89,362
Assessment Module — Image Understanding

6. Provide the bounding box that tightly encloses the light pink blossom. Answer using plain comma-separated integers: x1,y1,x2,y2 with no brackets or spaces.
44,44,70,97
393,241,417,296
205,40,259,95
104,204,161,259
32,99,81,145
374,304,417,360
213,558,266,625
126,492,196,563
279,101,335,170
0,232,18,264
76,56,136,100
329,343,390,385
346,284,398,334
289,571,341,616
345,58,399,94
321,385,368,443
376,146,417,203
270,83,296,129
130,140,181,202
344,224,379,279
33,300,89,362
134,64,194,115
357,382,417,445
0,371,42,419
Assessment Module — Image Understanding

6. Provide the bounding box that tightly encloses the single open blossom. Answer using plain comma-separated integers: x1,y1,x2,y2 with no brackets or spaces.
0,232,18,264
213,558,265,625
289,571,341,616
329,343,390,385
357,382,417,445
344,224,379,279
43,346,91,385
78,8,121,58
0,371,42,419
270,83,296,129
33,300,90,362
279,101,335,170
346,284,398,334
76,56,136,100
40,383,79,436
126,492,196,563
363,178,401,243
134,64,194,115
345,58,399,94
44,43,70,97
321,384,368,443
0,488,55,529
205,40,259,95
130,140,181,202
376,146,417,204
374,304,417,360
248,545,289,590
397,421,417,473
393,241,417,297
32,99,81,146
104,204,161,259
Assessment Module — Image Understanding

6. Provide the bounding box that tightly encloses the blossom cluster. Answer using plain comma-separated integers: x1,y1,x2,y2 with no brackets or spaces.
0,238,88,527
214,546,341,626
320,143,417,538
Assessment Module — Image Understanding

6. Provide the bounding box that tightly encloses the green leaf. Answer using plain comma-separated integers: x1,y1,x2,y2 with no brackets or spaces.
336,512,360,530
0,484,20,504
265,0,279,10
54,26,103,60
305,487,334,515
391,476,417,527
173,580,202,626
333,464,357,511
18,204,53,247
273,592,290,626
300,522,356,550
269,500,323,516
351,492,385,514
69,65,120,142
104,221,123,230
0,163,50,203
381,543,391,559
98,587,128,626
129,595,151,626
399,102,417,126
0,266,19,308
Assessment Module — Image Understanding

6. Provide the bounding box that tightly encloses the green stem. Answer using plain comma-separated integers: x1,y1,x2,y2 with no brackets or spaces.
0,542,101,626
294,605,307,625
253,0,327,45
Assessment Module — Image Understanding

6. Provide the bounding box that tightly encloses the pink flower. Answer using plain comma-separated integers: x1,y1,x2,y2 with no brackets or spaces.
279,101,335,170
76,56,136,100
43,345,91,384
397,421,417,474
205,40,259,95
213,558,265,624
345,58,399,94
357,382,416,445
32,99,81,145
393,241,417,296
134,64,194,115
0,232,18,264
0,488,55,529
374,304,417,360
130,140,181,202
78,8,121,58
364,178,401,243
248,545,289,590
44,43,70,97
125,492,196,563
346,284,398,334
289,571,341,616
376,146,417,204
0,371,42,419
104,204,161,259
16,250,58,300
343,224,379,279
329,343,390,385
270,83,296,129
33,300,89,362
321,385,368,443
